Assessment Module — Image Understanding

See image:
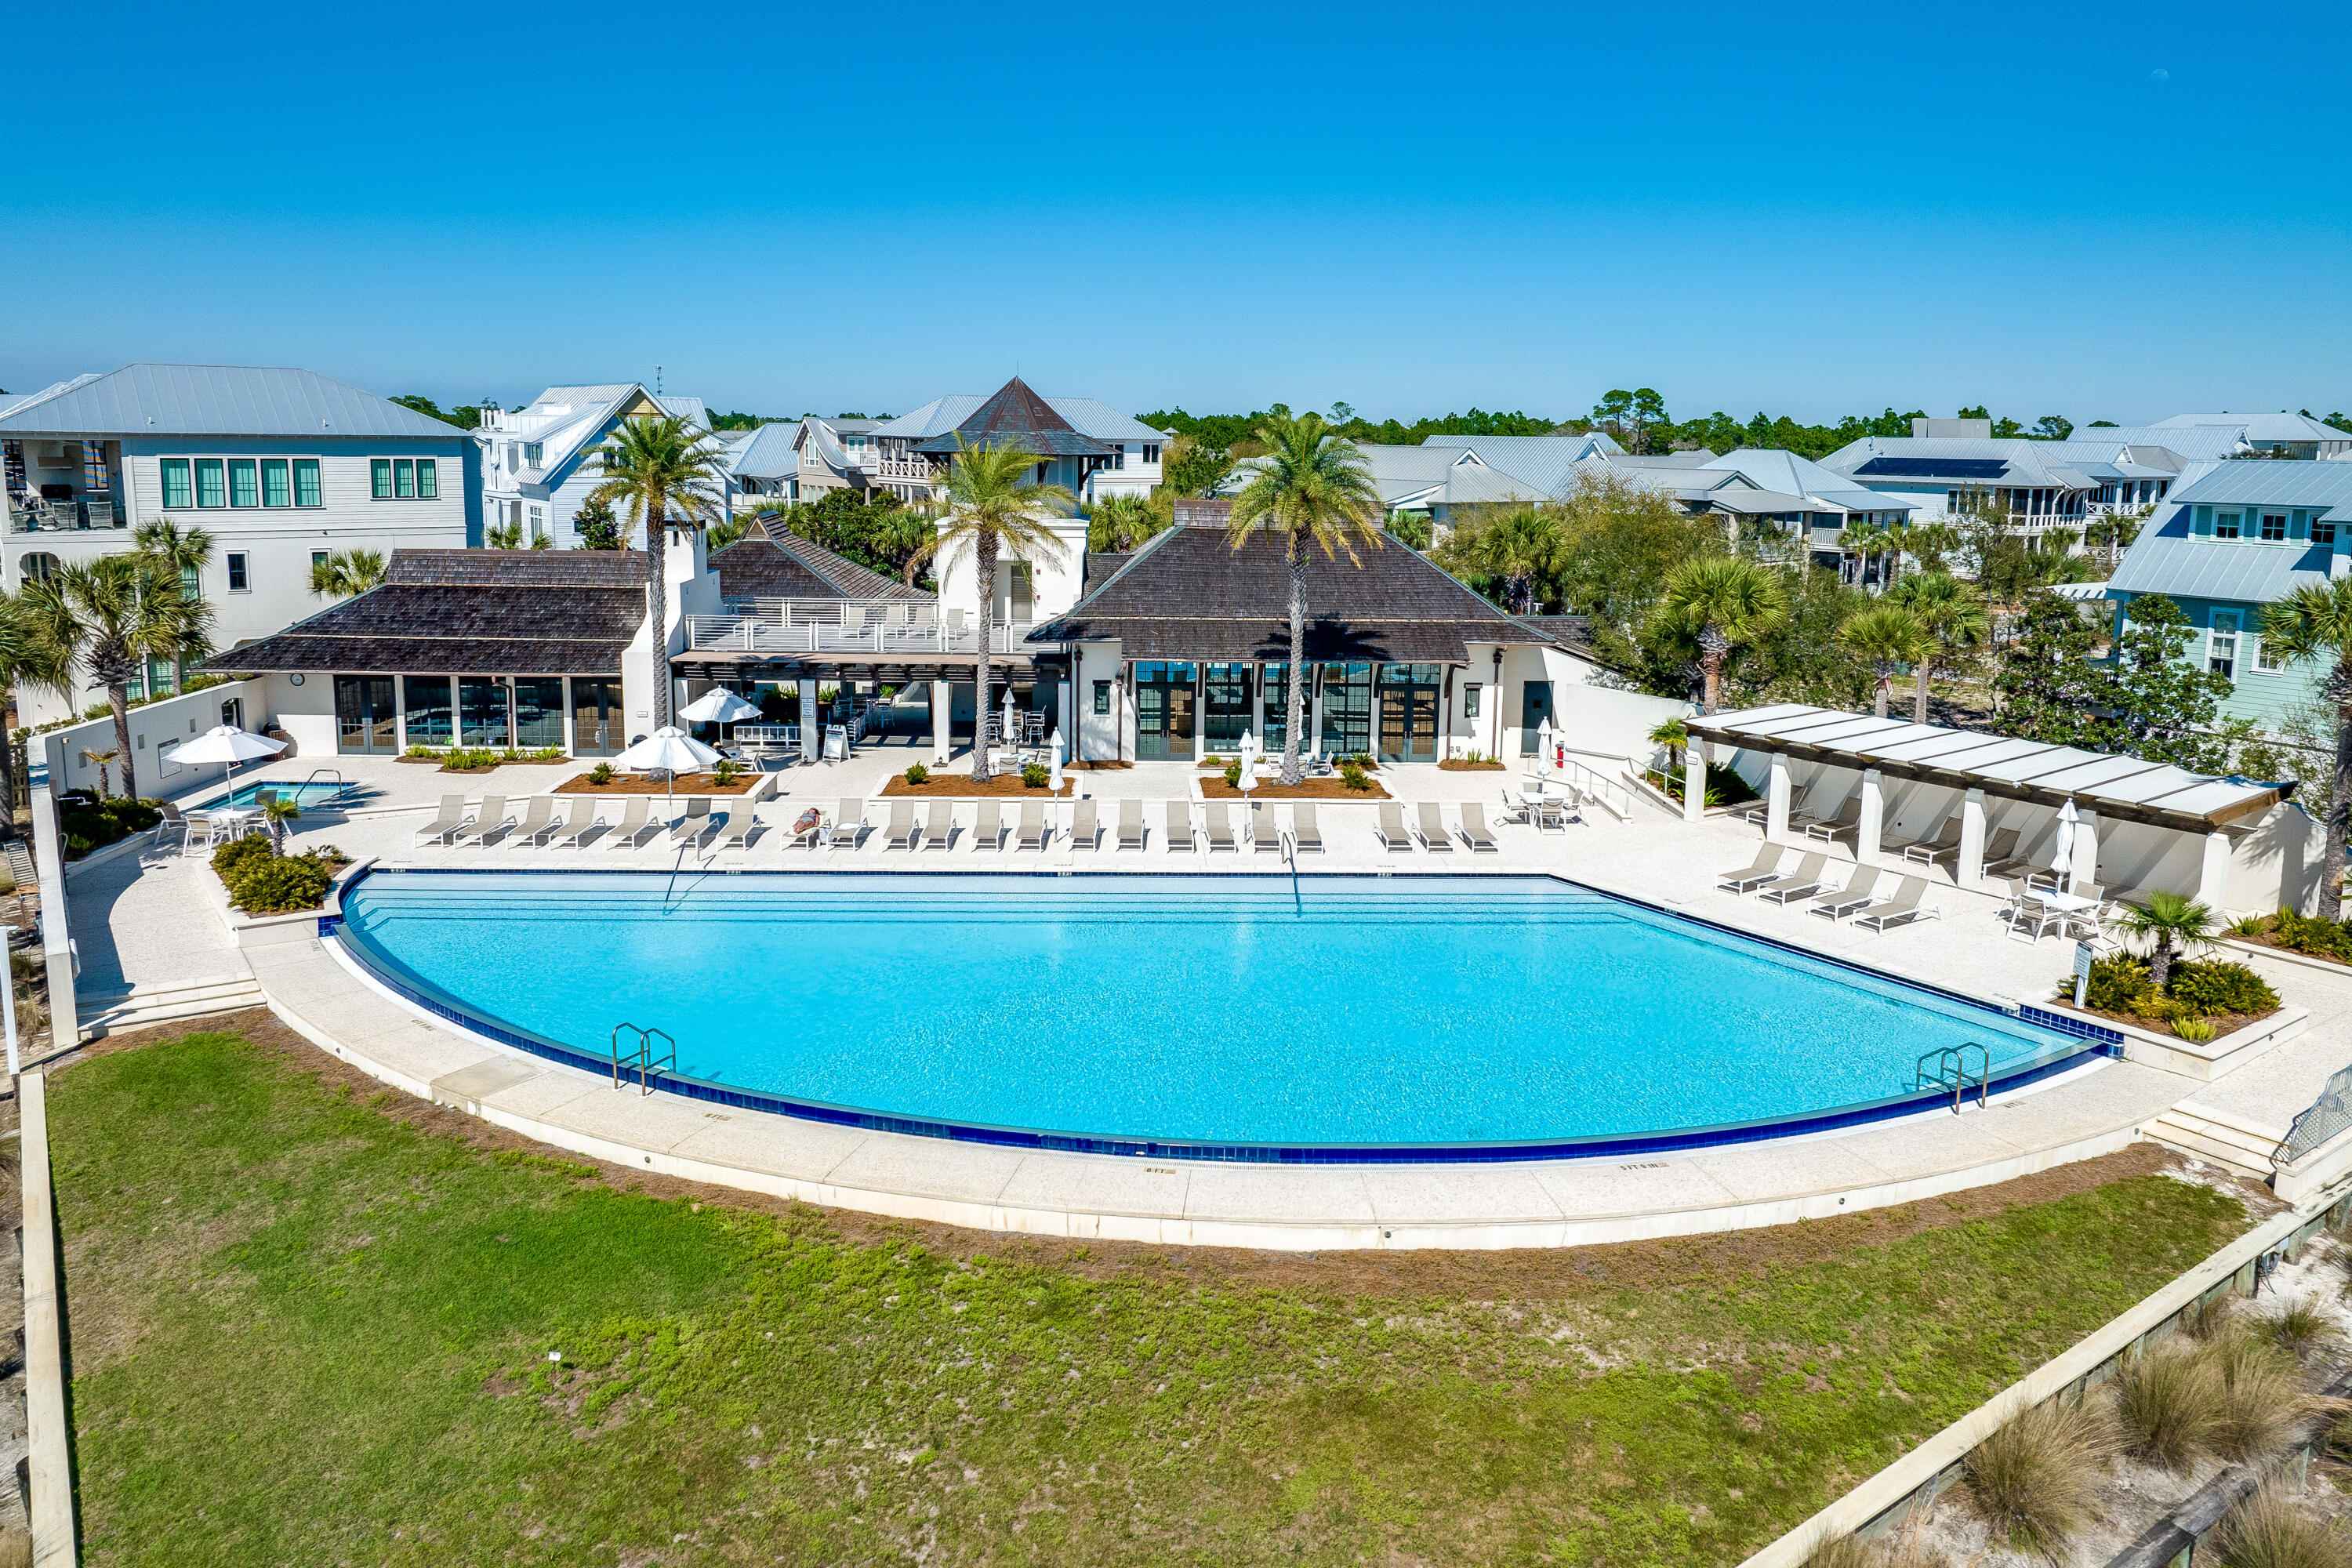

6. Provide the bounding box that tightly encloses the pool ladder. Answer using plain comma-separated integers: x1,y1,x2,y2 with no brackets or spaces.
1915,1043,1991,1114
611,1023,675,1096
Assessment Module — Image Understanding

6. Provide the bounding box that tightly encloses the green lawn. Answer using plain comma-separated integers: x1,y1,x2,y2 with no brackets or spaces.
55,1025,2249,1566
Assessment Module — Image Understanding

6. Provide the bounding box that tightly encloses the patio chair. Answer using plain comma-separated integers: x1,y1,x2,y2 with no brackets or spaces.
785,801,824,849
1786,782,1846,833
704,808,757,855
414,793,474,847
1500,788,1534,825
1202,803,1239,851
1806,864,1884,921
456,794,513,848
510,795,562,848
1853,876,1940,933
151,800,193,851
604,797,661,849
1457,802,1499,852
1889,815,1962,867
974,799,1004,851
669,798,718,848
881,799,918,851
920,799,954,851
1716,845,1784,894
824,798,867,849
1115,798,1145,851
1014,799,1049,851
1374,802,1414,852
1069,797,1099,851
1250,800,1281,853
1798,794,1863,845
1976,826,2027,878
550,800,601,848
1291,803,1323,854
1165,800,1196,851
1751,851,1831,905
1413,802,1453,851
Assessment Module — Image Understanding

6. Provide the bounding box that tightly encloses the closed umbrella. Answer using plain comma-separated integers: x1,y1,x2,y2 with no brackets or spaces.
2053,798,2079,887
1537,718,1554,775
1048,727,1065,795
1001,690,1018,753
1236,727,1258,797
173,724,285,782
615,725,720,799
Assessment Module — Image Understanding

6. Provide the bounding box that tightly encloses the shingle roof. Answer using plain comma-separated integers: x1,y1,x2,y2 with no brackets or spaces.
201,548,648,675
910,377,1109,457
0,363,466,439
878,387,1166,445
1029,499,1553,662
710,517,928,602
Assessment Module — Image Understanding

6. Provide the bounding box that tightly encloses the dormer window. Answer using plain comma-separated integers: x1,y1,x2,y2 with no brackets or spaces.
523,442,543,466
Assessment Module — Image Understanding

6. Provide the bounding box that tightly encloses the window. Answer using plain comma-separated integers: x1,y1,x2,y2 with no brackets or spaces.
419,457,438,499
1109,445,1126,470
1143,445,1160,463
522,442,543,466
1093,679,1111,715
311,550,329,575
227,552,249,592
2318,516,2339,546
228,458,259,507
292,459,321,506
394,459,417,499
2216,510,2241,539
2256,634,2286,674
261,458,290,507
527,505,545,540
160,458,192,509
1465,683,1481,720
20,553,57,583
179,565,198,601
401,675,452,747
2260,512,2288,542
371,459,392,499
2209,611,2239,681
194,458,226,508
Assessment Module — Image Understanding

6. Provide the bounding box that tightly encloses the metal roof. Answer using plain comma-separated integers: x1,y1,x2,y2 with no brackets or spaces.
1417,433,1625,497
877,387,1167,445
2166,459,2352,512
0,363,466,439
725,421,800,480
1699,448,1921,515
2108,461,2352,604
1687,702,2284,830
2156,412,2352,445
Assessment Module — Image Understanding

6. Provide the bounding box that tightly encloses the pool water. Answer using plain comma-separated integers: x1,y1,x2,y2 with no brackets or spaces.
201,779,347,810
335,872,2095,1155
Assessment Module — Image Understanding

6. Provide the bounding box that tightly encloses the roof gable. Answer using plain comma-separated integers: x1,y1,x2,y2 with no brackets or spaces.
913,376,1109,457
0,363,465,439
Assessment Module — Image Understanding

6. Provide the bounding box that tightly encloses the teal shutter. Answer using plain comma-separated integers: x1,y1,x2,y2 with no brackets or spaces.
2291,510,2310,540
2191,506,2213,536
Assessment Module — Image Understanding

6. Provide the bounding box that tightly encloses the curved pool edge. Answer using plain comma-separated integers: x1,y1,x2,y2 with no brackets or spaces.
234,922,2203,1252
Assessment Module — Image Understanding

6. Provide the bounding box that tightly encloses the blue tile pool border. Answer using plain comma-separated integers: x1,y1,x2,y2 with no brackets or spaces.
315,866,2120,1167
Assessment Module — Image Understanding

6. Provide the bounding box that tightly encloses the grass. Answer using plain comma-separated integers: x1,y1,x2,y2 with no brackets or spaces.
53,1025,2255,1567
1961,1398,2116,1559
2111,1343,2223,1471
2209,1484,2352,1568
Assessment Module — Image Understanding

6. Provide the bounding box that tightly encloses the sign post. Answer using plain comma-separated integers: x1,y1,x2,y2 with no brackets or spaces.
2073,940,2095,1009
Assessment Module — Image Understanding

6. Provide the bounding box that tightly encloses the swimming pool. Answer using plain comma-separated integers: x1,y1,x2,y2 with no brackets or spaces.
200,778,348,810
330,871,2112,1162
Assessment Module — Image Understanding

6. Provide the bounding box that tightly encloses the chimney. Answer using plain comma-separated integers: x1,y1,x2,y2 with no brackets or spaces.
1912,418,1994,439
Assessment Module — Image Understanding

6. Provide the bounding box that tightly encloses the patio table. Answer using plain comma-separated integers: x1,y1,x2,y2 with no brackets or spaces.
2013,887,2097,942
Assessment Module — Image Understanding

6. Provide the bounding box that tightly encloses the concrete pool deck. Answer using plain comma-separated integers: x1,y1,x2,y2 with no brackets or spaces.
79,750,2352,1248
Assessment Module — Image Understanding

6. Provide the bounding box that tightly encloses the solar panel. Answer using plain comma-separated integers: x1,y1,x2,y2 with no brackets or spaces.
1854,457,2009,479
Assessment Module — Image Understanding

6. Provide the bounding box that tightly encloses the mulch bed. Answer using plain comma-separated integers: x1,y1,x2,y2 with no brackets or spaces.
2046,996,2278,1043
2230,929,2352,972
881,775,1075,797
1437,760,1505,771
554,771,762,796
1196,777,1389,800
1063,760,1133,771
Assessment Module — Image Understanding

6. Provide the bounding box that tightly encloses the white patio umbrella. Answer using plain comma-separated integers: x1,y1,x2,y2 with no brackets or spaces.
680,687,760,725
173,724,285,782
2053,798,2079,886
615,725,720,798
1537,718,1555,775
1236,727,1258,796
1048,727,1065,795
1001,690,1018,752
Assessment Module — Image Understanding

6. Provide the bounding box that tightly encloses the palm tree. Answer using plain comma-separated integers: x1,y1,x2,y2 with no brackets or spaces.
1225,411,1385,785
2262,578,2352,917
485,519,524,549
310,549,388,598
1655,556,1791,714
0,596,64,834
1838,517,1888,590
21,556,206,800
1648,717,1687,772
931,441,1072,781
1472,507,1563,615
1887,572,1991,723
77,747,119,800
873,507,942,593
1837,604,1933,719
260,796,303,853
132,518,214,692
583,412,729,731
1085,492,1164,554
2116,891,2216,989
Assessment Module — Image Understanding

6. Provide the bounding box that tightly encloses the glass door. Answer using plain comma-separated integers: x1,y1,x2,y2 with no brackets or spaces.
1319,663,1372,759
1203,663,1252,753
571,676,626,757
459,677,513,748
1377,664,1441,762
1132,662,1196,760
334,676,396,755
513,679,567,750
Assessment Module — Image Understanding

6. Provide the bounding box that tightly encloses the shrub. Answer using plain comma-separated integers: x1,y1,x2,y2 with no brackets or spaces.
2111,1343,2222,1471
2185,1291,2236,1341
2204,1331,2309,1462
442,747,498,771
2272,907,2352,964
1962,1398,2114,1559
2265,1300,2339,1357
2173,1017,2217,1043
210,833,277,882
710,759,744,786
403,744,444,760
2130,990,2190,1025
2169,960,2279,1018
57,795,162,858
1020,763,1048,789
2230,913,2274,938
1799,1534,1872,1568
1340,763,1372,792
62,835,92,859
903,764,928,786
587,762,615,786
1222,763,1242,788
2208,1483,2352,1568
223,850,337,914
528,746,566,761
2084,955,2156,1013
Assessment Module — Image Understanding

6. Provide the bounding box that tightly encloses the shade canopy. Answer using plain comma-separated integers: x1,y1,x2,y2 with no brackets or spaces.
172,725,286,766
680,688,760,724
615,726,720,775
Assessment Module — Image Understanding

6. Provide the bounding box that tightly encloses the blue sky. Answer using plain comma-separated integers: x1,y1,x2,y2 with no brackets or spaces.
5,0,2348,429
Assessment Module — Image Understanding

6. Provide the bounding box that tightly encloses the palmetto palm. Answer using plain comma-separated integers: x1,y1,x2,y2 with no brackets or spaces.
1473,507,1563,616
310,549,387,599
0,597,64,833
1656,555,1790,714
260,796,303,853
22,555,207,800
2116,891,2216,988
77,747,120,800
584,412,729,731
1648,717,1687,771
931,441,1072,781
1085,493,1163,554
1837,604,1933,719
1839,518,1889,589
2262,577,2352,916
132,517,215,691
1226,412,1384,785
1887,572,1991,724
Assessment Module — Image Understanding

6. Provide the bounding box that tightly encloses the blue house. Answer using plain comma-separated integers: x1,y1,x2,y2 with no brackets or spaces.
2106,460,2352,731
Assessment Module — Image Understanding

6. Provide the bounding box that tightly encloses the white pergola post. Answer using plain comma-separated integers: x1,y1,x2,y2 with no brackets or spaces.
2197,828,2234,911
799,678,820,766
1958,786,1988,890
1682,737,1708,824
1765,753,1792,844
1857,768,1886,865
2068,809,2101,895
930,677,951,764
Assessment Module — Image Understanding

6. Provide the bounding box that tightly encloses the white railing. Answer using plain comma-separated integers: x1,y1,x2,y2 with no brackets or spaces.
687,600,1036,655
1550,750,1635,820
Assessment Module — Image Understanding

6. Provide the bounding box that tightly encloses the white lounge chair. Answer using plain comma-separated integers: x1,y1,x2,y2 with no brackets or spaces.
1201,803,1238,851
1806,864,1884,920
1717,845,1784,893
704,808,757,855
510,795,562,848
973,799,1004,851
881,799,918,851
669,798,718,848
1413,802,1453,851
920,799,954,851
1291,803,1323,854
1165,800,1196,851
1457,803,1499,852
414,793,474,847
550,800,601,848
456,794,513,848
1250,800,1281,853
1069,797,1099,851
1115,798,1145,851
1854,876,1940,932
605,797,660,848
1014,799,1048,851
1753,852,1831,905
824,799,866,849
1374,802,1414,851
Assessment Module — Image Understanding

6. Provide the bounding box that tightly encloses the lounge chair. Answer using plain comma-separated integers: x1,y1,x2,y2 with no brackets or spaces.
1201,803,1238,852
703,808,757,855
920,799,954,851
550,800,601,848
1374,801,1414,851
1458,802,1499,852
1889,815,1962,867
414,793,474,846
510,795,562,847
1413,802,1454,851
824,798,866,849
1291,803,1323,854
669,798,718,848
785,801,824,849
1798,795,1863,845
604,797,661,848
1069,797,1099,851
1751,851,1831,904
1853,876,1940,932
456,794,513,848
1014,799,1048,851
1115,798,1145,851
1976,826,2025,877
1166,800,1196,851
973,799,1004,851
1250,800,1281,853
1806,864,1885,920
1788,785,1848,833
1716,845,1784,893
881,799,918,851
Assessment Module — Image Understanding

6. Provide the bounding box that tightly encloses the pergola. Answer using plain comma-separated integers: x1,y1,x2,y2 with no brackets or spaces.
1683,703,2294,907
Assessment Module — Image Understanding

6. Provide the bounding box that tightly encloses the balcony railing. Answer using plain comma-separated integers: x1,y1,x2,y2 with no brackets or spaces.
9,499,120,533
687,599,1036,656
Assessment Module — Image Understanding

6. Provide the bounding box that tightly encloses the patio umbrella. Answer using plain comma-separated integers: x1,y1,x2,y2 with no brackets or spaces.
1537,718,1554,775
1048,727,1065,795
615,725,720,799
1001,690,1018,752
2053,798,2079,885
1236,727,1258,796
172,724,285,782
680,687,760,725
